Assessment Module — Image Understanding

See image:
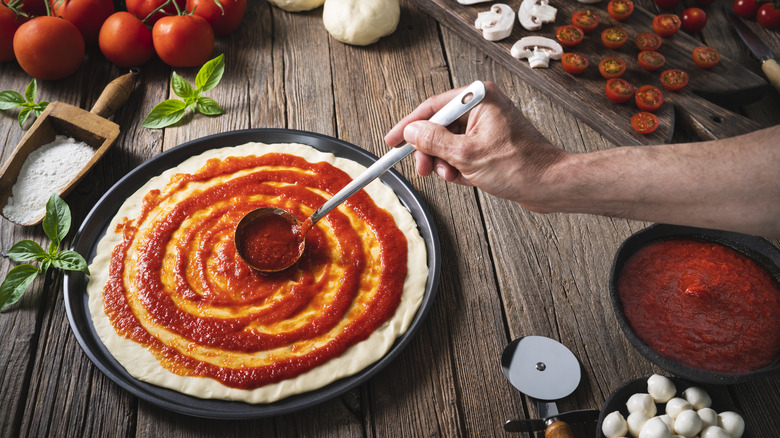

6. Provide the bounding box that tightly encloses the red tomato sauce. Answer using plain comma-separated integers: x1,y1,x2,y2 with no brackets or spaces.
102,153,409,389
236,212,304,271
618,239,780,374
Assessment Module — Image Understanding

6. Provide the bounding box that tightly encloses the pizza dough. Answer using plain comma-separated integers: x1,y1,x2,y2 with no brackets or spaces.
322,0,400,46
87,142,428,403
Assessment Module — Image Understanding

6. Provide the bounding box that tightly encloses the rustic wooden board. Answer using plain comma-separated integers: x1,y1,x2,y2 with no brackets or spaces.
412,0,766,145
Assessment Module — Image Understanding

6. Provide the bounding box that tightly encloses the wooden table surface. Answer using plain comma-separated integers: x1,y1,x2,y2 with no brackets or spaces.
1,1,779,436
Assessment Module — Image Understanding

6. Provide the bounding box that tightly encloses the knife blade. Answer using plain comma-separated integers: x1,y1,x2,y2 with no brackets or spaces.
725,7,780,93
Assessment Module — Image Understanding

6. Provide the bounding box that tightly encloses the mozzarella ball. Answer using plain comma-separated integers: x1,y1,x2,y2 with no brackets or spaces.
266,0,324,11
639,417,672,438
717,411,745,438
698,408,718,428
627,393,657,417
682,387,712,410
673,409,703,437
647,374,677,403
602,411,629,438
322,0,400,46
665,397,693,419
701,425,731,438
628,411,651,437
657,414,675,432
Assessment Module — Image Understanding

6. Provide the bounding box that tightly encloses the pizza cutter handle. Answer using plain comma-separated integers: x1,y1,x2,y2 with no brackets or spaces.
545,420,573,438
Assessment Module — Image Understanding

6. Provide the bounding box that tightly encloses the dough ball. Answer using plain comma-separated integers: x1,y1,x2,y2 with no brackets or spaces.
639,416,671,438
665,397,693,419
717,411,745,438
267,0,325,12
682,386,712,410
628,411,651,437
602,411,628,438
627,393,657,417
322,0,400,46
698,408,718,428
648,374,677,403
673,410,702,437
701,425,732,438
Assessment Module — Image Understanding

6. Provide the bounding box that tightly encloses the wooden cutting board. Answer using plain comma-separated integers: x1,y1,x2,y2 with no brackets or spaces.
413,0,768,146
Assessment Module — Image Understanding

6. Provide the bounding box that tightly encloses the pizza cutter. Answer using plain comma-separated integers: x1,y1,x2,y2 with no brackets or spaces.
501,336,599,437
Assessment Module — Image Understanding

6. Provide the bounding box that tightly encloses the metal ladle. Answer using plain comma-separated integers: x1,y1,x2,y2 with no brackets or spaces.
235,81,487,273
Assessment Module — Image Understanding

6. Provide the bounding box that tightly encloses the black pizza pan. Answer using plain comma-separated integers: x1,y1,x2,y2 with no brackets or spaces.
63,128,442,419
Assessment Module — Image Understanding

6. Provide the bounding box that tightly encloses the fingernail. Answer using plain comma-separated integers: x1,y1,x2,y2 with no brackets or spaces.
404,123,420,144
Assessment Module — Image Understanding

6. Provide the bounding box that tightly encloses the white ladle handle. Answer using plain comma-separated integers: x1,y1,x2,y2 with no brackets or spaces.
309,81,487,224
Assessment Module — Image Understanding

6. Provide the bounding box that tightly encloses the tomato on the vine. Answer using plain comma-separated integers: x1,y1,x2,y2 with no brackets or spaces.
599,57,627,79
608,0,634,21
631,112,659,135
572,10,599,33
638,51,666,71
652,14,681,37
13,16,85,79
733,0,759,18
153,14,214,67
561,52,589,75
126,0,186,25
99,11,154,68
556,25,584,47
605,78,635,103
1,1,27,62
680,8,707,34
659,69,689,91
654,0,681,10
14,0,46,16
635,32,662,52
757,2,780,29
49,0,114,45
635,85,664,112
187,0,246,36
692,46,720,68
602,27,628,49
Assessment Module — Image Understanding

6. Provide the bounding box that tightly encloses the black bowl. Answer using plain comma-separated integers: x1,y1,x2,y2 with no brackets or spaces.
609,224,780,384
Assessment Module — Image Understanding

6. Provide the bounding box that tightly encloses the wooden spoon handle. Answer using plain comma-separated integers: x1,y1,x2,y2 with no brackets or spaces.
90,71,137,118
544,420,573,438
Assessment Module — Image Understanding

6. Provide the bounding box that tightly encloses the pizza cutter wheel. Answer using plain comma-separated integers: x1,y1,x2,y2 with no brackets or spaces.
501,336,599,437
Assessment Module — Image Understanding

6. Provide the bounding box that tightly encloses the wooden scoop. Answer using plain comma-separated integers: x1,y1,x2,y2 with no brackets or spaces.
0,71,136,226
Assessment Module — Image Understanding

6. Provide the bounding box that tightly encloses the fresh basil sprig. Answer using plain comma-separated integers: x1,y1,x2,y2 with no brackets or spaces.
0,194,89,311
0,79,49,129
142,54,226,129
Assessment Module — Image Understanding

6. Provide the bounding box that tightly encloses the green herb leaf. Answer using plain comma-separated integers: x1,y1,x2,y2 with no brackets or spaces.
171,72,196,100
195,54,225,92
42,194,70,247
51,250,89,274
17,107,32,129
0,90,25,110
142,99,187,129
0,264,39,311
33,101,49,117
6,240,47,262
24,79,36,103
196,97,224,116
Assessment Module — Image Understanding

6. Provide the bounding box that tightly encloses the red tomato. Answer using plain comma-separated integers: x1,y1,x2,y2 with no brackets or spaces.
126,0,186,25
602,27,628,49
637,51,666,71
733,0,759,18
635,32,662,52
605,78,635,103
599,57,627,79
99,11,154,68
561,52,589,75
654,0,681,10
635,85,664,112
153,14,214,67
692,46,720,68
1,1,27,62
631,112,659,135
186,0,246,36
652,14,681,37
49,0,114,45
556,25,584,47
13,16,85,79
659,69,689,91
680,8,707,33
572,10,600,33
757,2,780,29
608,0,634,21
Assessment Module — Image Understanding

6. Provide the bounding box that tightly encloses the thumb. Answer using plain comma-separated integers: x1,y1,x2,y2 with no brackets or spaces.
403,121,458,158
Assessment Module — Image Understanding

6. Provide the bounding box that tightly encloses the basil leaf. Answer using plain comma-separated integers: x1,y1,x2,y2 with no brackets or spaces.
51,250,89,275
195,54,225,92
24,79,37,103
0,90,25,110
42,194,70,246
0,264,39,311
40,259,51,276
17,107,32,129
142,99,187,129
33,101,49,117
171,72,196,100
6,240,47,262
196,97,224,116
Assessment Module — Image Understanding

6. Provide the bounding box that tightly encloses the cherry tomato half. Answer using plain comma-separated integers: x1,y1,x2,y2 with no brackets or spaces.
608,0,634,21
635,32,662,51
653,14,681,37
606,78,635,103
99,11,154,68
556,25,584,47
572,10,600,33
659,69,689,91
733,0,759,19
561,52,589,75
692,46,720,68
757,2,780,29
602,27,628,49
635,85,664,112
681,8,707,33
638,51,666,71
152,14,214,67
599,57,627,79
187,0,246,36
632,112,659,135
654,0,681,10
13,16,85,80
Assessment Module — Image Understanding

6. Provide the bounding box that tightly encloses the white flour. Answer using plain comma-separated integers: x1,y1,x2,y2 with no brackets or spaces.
3,135,94,224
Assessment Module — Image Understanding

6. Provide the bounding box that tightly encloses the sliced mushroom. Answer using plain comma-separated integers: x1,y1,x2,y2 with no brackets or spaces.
474,4,515,41
510,36,563,68
518,0,557,31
